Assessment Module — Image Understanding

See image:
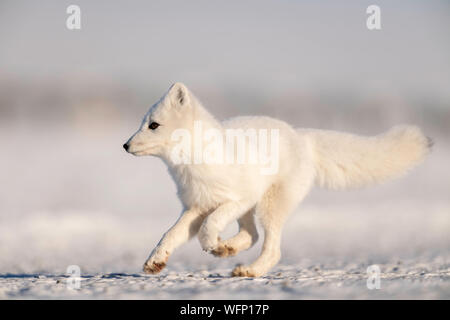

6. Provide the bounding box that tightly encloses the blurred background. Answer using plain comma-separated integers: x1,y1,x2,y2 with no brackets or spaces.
0,0,449,275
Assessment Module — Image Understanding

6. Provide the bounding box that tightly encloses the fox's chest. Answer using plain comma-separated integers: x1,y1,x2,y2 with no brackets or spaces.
170,165,233,211
180,180,223,211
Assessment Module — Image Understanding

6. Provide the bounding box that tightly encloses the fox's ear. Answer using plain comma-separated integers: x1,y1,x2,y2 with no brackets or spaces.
168,82,190,108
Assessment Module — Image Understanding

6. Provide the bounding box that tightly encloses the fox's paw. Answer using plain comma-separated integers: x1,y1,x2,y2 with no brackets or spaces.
211,243,237,258
231,265,260,277
143,249,169,274
198,229,220,253
143,260,166,274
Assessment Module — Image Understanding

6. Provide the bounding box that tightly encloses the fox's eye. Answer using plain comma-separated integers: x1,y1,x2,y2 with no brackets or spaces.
148,122,160,130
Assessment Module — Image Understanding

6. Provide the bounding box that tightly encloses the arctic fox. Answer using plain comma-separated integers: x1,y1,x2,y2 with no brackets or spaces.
124,83,431,277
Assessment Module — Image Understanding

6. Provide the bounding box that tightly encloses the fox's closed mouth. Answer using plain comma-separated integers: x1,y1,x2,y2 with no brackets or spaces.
129,148,151,155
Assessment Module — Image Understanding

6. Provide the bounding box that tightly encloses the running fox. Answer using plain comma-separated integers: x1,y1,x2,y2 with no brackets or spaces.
124,83,431,277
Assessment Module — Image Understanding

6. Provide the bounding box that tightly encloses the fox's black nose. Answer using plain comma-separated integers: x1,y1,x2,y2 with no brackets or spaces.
123,143,129,151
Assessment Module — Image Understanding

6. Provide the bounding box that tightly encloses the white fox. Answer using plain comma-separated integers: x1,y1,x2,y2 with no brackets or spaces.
124,83,432,277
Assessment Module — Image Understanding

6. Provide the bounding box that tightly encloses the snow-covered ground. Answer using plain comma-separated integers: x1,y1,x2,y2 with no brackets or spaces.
0,124,449,299
1,259,449,299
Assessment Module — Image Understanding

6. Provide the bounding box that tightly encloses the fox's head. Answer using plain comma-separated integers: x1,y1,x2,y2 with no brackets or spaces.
123,82,195,158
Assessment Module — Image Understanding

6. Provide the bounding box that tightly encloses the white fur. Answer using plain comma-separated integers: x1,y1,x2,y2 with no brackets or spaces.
125,83,431,277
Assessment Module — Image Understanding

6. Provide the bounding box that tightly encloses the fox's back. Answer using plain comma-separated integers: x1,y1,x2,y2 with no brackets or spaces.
222,115,313,179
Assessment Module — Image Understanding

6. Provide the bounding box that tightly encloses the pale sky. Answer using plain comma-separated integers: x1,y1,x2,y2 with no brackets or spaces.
1,0,449,99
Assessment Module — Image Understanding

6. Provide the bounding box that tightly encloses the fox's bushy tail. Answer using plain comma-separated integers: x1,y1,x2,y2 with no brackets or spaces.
306,126,432,190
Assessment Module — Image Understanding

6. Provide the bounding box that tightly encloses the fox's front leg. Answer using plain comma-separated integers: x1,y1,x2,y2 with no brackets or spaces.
198,200,255,253
143,208,205,274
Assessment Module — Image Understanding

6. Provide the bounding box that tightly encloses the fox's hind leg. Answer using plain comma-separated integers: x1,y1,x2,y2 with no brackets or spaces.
232,174,313,277
211,208,258,258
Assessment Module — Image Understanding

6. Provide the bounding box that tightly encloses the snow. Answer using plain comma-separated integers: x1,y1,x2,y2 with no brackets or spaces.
1,260,448,299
